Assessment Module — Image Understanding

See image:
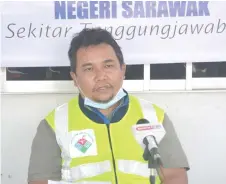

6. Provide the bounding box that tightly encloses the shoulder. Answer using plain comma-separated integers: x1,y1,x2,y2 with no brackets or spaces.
129,95,165,123
44,96,79,130
34,119,56,140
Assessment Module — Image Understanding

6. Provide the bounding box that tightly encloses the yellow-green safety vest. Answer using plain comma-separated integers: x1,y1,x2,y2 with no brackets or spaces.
45,95,165,184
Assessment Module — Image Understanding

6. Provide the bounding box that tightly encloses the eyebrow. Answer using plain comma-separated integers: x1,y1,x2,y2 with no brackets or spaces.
81,62,92,68
104,59,114,63
81,59,114,67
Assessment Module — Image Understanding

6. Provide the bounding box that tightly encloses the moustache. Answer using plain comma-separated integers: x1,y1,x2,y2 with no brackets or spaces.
93,83,113,92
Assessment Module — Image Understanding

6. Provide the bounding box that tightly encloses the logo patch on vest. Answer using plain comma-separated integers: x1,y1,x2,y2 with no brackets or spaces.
70,129,97,158
74,135,92,153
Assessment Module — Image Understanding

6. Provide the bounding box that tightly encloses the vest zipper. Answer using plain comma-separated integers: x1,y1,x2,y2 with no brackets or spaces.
106,124,118,184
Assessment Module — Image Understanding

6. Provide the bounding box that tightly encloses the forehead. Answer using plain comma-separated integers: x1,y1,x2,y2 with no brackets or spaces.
76,43,118,66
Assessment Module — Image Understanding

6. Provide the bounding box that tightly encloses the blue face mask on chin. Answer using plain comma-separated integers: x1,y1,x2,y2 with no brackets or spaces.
84,88,126,109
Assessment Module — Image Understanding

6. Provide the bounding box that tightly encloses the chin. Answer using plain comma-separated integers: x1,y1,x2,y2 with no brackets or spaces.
93,94,114,103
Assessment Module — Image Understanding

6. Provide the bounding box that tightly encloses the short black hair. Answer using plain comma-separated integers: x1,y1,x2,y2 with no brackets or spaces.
68,27,124,73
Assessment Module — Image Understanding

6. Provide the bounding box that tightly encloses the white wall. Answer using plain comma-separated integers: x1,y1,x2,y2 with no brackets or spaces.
1,91,226,184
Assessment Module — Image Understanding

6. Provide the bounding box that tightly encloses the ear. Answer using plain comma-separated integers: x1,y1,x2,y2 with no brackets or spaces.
70,71,78,87
121,64,126,78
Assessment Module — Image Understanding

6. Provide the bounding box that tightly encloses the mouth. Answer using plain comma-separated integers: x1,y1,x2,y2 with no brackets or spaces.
94,84,112,92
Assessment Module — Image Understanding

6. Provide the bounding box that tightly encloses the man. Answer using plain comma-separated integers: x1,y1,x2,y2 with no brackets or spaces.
28,28,189,184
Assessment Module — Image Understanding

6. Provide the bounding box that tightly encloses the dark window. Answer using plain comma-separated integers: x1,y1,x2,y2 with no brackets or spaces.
6,67,71,81
150,63,186,79
192,62,226,78
125,65,144,80
6,65,144,81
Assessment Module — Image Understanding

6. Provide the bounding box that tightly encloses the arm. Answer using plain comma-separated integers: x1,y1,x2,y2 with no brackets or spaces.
159,167,188,184
158,114,190,184
27,119,62,184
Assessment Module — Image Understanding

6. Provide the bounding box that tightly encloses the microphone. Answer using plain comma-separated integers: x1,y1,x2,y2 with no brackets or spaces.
132,119,166,184
132,118,166,157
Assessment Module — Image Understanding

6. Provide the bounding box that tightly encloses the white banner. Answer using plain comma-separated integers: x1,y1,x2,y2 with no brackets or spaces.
1,1,226,67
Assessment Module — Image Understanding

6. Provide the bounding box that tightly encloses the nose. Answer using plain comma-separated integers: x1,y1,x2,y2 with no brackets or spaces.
95,68,106,81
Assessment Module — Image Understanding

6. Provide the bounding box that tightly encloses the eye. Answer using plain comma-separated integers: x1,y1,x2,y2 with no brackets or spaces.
105,64,113,68
84,67,93,72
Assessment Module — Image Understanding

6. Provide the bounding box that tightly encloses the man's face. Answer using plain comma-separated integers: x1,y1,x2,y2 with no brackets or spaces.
70,43,126,103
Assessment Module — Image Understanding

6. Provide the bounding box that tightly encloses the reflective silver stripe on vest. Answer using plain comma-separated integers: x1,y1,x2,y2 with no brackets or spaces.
118,159,157,177
71,160,111,181
55,103,73,181
48,180,112,184
61,158,112,181
138,98,159,123
54,103,112,182
64,160,112,181
55,103,69,134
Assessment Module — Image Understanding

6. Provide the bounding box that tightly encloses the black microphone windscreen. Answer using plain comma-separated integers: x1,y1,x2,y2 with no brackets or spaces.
136,118,150,124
